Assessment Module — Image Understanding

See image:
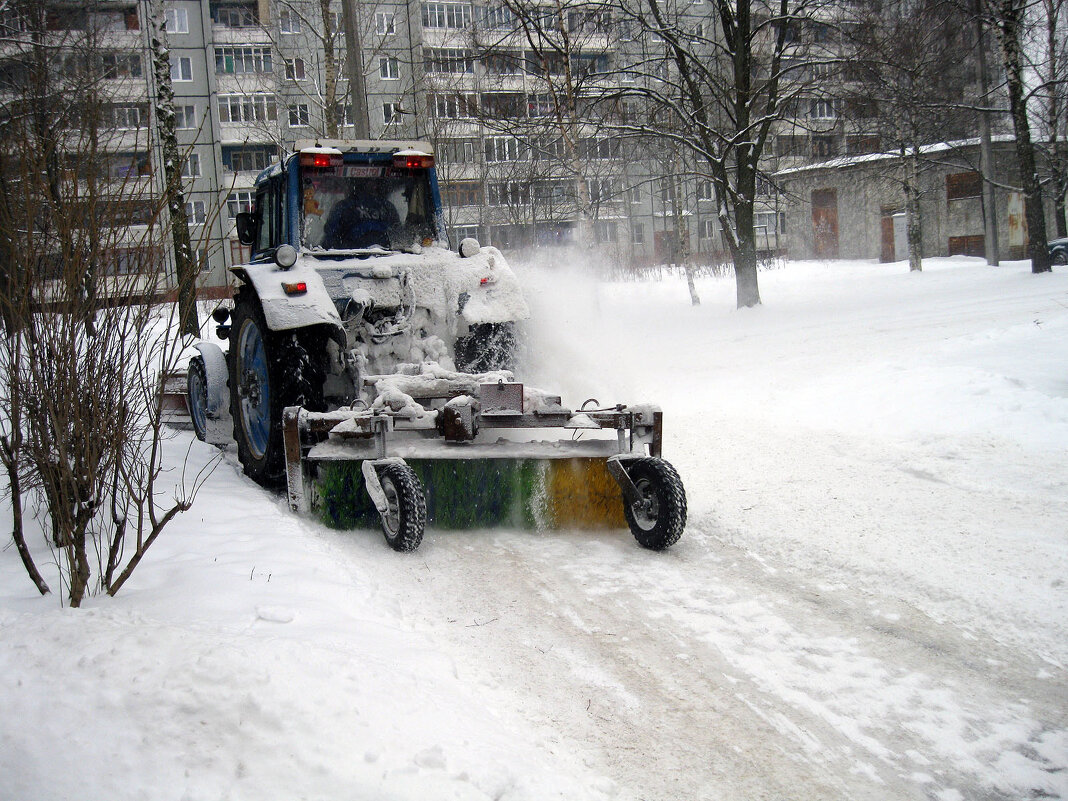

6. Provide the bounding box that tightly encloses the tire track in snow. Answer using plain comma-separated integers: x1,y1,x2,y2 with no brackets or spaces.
326,522,1068,801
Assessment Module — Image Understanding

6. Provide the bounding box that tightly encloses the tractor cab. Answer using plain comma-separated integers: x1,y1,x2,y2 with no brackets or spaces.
235,140,446,261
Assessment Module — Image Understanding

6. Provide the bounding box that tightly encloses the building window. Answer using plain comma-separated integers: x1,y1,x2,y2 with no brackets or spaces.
812,136,838,158
383,102,401,124
488,182,526,206
589,177,618,204
285,57,306,80
212,3,258,28
181,153,201,177
170,56,192,81
581,138,620,160
809,98,836,119
632,222,644,245
288,104,310,126
527,93,553,117
111,104,147,129
175,104,196,129
164,7,188,33
227,190,253,217
430,93,475,119
379,56,399,79
698,219,715,239
484,137,528,163
483,50,522,75
185,200,207,224
754,211,779,234
482,5,515,29
376,11,395,34
215,46,272,74
594,220,617,243
105,152,152,179
846,135,880,155
441,138,477,164
422,2,472,29
627,184,642,204
776,134,806,156
443,182,480,206
946,171,982,200
279,7,300,33
101,52,142,79
218,93,278,123
696,180,713,201
451,225,480,244
424,48,474,74
227,147,274,172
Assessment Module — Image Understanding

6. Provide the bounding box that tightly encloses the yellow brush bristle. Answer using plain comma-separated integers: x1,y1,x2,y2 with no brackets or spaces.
544,458,627,529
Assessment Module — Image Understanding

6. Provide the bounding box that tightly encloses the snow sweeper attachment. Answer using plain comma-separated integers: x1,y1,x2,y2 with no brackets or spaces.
281,370,687,552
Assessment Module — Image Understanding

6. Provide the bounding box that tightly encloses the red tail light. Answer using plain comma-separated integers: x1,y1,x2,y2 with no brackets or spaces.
393,152,435,169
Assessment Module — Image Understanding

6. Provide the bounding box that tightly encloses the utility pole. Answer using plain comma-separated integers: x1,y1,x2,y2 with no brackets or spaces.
975,1,1000,265
340,0,371,139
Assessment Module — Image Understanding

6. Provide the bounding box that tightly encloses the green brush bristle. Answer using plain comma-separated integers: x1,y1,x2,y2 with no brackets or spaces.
315,457,624,532
316,459,545,530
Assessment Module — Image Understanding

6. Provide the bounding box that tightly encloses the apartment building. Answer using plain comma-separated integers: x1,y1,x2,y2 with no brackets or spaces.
2,0,1004,288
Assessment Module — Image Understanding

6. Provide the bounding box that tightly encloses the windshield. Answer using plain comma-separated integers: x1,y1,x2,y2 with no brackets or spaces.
300,166,437,252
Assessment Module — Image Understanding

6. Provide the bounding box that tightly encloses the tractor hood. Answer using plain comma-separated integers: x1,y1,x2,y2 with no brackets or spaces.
241,245,529,335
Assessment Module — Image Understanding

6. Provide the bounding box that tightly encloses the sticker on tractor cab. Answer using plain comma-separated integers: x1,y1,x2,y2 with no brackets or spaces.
343,166,384,178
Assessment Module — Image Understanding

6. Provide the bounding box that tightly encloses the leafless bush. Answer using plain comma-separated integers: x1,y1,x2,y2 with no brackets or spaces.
0,0,212,606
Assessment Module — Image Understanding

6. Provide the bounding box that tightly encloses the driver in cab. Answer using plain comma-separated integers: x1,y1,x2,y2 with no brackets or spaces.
322,180,401,249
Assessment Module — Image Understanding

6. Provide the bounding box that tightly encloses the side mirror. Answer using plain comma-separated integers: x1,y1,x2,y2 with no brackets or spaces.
235,212,256,246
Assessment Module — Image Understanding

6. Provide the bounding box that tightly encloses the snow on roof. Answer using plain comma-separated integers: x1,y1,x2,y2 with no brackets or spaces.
774,135,1016,177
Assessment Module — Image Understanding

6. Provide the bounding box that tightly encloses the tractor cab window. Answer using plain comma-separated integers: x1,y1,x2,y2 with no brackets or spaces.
300,166,436,251
253,176,284,258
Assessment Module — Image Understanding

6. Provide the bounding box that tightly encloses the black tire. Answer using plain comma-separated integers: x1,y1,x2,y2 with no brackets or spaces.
186,355,209,442
376,462,427,552
455,322,517,373
621,457,687,551
228,290,325,487
1052,249,1068,266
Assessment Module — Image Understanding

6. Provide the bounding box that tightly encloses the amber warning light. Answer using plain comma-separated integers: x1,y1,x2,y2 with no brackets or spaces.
282,281,308,296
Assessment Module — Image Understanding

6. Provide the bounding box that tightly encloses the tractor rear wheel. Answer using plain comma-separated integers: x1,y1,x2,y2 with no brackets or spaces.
228,291,325,487
230,293,281,485
622,457,687,551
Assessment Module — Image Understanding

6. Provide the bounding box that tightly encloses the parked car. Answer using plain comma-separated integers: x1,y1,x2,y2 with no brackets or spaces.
1048,237,1068,265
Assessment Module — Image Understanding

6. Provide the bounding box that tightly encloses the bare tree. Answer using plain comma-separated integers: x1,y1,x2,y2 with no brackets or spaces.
605,0,832,307
0,0,211,606
1033,0,1068,238
843,0,976,271
984,0,1052,272
147,0,198,336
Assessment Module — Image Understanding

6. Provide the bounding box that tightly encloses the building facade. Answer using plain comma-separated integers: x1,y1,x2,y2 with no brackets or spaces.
2,0,1028,292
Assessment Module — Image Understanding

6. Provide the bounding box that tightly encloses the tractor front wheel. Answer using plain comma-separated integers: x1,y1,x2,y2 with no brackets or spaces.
622,458,687,551
187,355,210,443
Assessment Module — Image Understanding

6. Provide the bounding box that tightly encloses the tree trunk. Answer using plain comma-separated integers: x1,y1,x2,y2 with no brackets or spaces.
1053,167,1067,238
1,434,50,595
148,0,200,335
906,147,923,272
320,0,339,138
995,0,1051,273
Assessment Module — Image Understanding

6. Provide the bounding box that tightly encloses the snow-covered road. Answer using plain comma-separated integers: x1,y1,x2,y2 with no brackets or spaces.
2,257,1066,800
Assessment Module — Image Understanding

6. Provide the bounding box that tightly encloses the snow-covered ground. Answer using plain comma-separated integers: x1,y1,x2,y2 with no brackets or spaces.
2,256,1067,800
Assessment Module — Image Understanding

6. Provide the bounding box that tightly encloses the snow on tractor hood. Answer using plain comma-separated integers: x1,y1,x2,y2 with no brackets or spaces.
242,245,529,334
